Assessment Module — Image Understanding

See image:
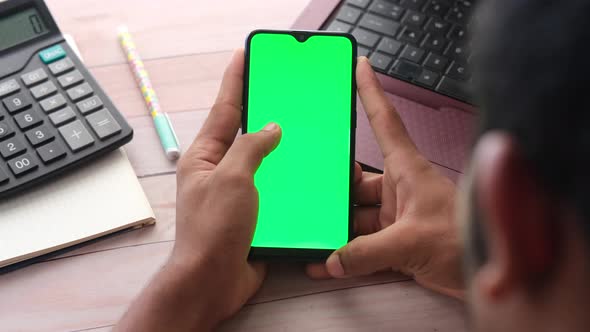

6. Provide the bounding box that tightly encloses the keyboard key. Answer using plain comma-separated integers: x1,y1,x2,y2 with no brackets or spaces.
346,0,371,9
67,83,93,102
399,0,426,11
425,18,451,35
0,168,7,184
369,0,405,20
447,61,470,80
8,153,38,176
444,42,469,61
30,81,57,100
400,45,425,63
424,53,449,72
352,28,380,48
359,13,400,37
21,68,48,87
377,37,403,55
458,0,474,11
76,96,103,115
402,11,426,28
36,141,66,164
436,75,470,101
0,79,20,98
414,69,440,87
0,137,26,159
2,92,32,114
57,70,84,89
336,5,363,24
398,26,424,45
449,25,467,41
59,120,95,152
446,6,469,25
49,106,76,126
358,46,371,57
26,125,54,147
86,109,122,139
0,121,15,141
14,109,43,130
422,34,448,52
48,57,74,75
326,20,353,33
40,94,67,113
39,45,67,64
389,60,422,80
424,0,450,17
369,52,394,72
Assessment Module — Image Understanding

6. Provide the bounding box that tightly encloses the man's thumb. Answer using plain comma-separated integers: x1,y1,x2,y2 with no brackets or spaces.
326,227,403,278
217,122,282,175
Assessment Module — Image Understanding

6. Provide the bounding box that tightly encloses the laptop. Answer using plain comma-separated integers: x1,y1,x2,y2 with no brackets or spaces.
293,0,476,180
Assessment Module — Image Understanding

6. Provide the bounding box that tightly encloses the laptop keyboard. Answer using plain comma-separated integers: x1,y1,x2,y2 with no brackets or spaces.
324,0,474,103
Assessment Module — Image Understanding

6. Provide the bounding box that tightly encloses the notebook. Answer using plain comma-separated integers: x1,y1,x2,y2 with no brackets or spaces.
0,35,155,269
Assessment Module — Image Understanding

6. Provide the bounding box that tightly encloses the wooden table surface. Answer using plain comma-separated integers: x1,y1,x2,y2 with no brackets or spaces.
0,1,466,331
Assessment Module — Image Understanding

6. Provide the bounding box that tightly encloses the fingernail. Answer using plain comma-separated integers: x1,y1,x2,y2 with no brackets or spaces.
262,122,278,132
358,56,370,64
326,254,345,278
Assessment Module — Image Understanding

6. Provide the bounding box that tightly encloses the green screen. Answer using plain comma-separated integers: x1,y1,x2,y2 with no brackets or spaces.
246,32,354,250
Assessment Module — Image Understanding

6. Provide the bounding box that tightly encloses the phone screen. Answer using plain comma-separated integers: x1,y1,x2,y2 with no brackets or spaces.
245,31,355,253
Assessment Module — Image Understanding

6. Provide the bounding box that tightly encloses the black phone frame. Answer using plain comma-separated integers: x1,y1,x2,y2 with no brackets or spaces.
243,29,358,261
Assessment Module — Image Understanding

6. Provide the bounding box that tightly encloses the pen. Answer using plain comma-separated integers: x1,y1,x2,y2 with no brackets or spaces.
117,25,181,160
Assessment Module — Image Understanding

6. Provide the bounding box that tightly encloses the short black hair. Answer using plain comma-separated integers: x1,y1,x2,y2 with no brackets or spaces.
472,0,590,241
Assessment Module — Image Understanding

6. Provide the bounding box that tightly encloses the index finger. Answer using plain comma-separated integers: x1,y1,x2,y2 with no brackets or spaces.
184,49,245,168
356,57,418,160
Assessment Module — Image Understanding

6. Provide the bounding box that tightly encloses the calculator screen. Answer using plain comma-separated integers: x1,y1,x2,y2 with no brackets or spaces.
0,7,48,52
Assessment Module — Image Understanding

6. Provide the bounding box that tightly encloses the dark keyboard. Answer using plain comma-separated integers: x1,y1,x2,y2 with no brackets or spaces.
0,42,133,198
324,0,474,103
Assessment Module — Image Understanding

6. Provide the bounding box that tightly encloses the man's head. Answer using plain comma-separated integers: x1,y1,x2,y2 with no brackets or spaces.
461,1,590,331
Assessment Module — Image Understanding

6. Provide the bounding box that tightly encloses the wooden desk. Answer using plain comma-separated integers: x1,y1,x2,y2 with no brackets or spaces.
0,1,466,331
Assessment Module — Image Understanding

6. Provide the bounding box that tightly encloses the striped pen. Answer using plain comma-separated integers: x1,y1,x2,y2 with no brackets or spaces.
117,25,181,160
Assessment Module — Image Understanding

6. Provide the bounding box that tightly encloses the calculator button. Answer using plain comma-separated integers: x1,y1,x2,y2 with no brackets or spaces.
21,68,48,87
14,109,43,130
49,106,76,126
0,121,15,141
86,109,121,139
48,58,74,75
39,45,67,64
36,141,66,164
30,81,57,100
0,168,8,184
40,94,67,113
67,83,93,102
57,70,84,89
0,137,26,160
2,92,32,114
76,96,103,115
8,153,38,176
59,120,94,152
0,79,20,98
26,125,54,147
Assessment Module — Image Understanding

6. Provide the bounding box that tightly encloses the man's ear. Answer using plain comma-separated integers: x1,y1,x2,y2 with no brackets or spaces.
471,132,560,300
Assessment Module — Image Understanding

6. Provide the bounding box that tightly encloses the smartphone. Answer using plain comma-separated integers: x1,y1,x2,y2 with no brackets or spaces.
243,30,356,260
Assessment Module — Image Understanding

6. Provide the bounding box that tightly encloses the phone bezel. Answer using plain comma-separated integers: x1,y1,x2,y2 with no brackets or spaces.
243,29,357,261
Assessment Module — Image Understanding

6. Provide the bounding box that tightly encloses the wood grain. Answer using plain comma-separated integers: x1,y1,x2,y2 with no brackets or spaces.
0,241,409,332
220,281,467,332
89,52,233,119
46,0,311,67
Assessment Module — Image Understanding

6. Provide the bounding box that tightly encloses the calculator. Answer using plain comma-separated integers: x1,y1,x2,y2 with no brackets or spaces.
0,0,133,199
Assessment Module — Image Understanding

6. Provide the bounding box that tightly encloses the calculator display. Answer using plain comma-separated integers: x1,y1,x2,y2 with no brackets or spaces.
0,7,48,52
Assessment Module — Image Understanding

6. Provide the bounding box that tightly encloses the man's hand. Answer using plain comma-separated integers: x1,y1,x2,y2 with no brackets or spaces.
115,49,281,332
307,57,464,299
